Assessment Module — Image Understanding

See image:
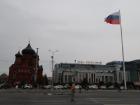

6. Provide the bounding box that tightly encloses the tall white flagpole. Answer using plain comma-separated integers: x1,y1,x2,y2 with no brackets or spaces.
119,10,127,90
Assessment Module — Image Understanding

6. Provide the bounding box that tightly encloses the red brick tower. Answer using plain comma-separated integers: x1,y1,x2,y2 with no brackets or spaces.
8,43,43,87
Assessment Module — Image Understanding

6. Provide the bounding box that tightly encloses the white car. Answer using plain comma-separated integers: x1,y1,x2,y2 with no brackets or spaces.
43,85,52,89
100,85,106,89
54,85,63,89
75,85,81,89
15,85,18,89
24,84,32,89
89,85,98,89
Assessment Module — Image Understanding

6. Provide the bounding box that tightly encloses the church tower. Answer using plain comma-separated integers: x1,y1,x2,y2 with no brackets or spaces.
8,43,43,87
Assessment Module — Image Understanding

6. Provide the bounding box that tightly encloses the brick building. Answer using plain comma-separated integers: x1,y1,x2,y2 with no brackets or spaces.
8,43,43,87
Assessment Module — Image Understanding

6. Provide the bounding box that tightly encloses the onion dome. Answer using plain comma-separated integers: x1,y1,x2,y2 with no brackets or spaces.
22,43,35,55
15,51,22,57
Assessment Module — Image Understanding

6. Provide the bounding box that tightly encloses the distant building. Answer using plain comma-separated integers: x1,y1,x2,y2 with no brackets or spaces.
107,60,140,83
8,43,43,87
54,60,140,85
53,63,117,85
130,60,140,81
107,61,129,83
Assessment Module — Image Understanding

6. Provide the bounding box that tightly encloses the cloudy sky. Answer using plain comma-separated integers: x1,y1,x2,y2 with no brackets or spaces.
0,0,140,76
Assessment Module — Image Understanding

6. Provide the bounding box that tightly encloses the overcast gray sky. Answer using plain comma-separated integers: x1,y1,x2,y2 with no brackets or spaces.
0,0,140,76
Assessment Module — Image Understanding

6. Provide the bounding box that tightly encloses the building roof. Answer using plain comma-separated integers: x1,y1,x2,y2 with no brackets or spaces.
22,43,35,55
131,59,140,64
15,51,22,57
55,63,115,71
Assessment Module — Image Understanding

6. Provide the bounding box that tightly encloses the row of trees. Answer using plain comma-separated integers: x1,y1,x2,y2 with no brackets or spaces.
0,73,49,88
18,74,49,88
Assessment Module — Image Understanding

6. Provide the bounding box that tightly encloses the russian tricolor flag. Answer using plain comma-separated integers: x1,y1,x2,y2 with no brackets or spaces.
105,11,120,24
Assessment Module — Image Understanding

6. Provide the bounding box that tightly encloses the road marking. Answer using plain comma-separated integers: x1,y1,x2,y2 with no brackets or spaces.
88,98,138,105
88,98,120,103
29,100,67,103
88,98,120,101
104,104,138,105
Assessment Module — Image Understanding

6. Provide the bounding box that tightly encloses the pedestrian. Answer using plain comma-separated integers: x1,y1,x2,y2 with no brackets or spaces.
70,83,75,102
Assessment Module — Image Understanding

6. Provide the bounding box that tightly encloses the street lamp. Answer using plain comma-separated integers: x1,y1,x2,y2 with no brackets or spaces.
48,49,58,86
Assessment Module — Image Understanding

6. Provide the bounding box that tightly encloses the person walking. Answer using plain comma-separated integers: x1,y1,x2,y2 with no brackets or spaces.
70,83,75,102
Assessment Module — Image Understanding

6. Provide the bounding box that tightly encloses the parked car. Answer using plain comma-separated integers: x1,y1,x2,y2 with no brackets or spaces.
24,84,32,89
75,85,81,89
108,85,114,89
100,85,106,89
89,85,98,89
15,85,18,89
54,85,63,89
63,84,69,89
43,85,52,89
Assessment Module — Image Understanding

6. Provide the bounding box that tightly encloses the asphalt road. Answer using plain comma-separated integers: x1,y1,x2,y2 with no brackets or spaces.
0,89,140,105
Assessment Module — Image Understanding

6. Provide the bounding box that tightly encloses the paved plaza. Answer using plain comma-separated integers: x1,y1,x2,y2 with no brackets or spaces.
0,89,140,105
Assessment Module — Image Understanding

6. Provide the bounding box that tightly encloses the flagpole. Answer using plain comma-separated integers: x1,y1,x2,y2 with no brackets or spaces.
119,10,127,90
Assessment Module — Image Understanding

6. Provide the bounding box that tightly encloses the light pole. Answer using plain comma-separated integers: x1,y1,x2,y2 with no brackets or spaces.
48,50,58,86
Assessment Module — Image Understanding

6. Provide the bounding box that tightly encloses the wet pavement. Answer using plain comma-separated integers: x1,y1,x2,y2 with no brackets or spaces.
0,89,140,105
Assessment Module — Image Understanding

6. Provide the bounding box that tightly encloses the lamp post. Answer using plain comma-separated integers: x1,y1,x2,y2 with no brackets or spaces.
48,50,58,86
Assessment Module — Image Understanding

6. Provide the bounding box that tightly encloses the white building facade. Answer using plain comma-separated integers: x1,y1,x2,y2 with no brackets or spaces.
53,63,127,84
